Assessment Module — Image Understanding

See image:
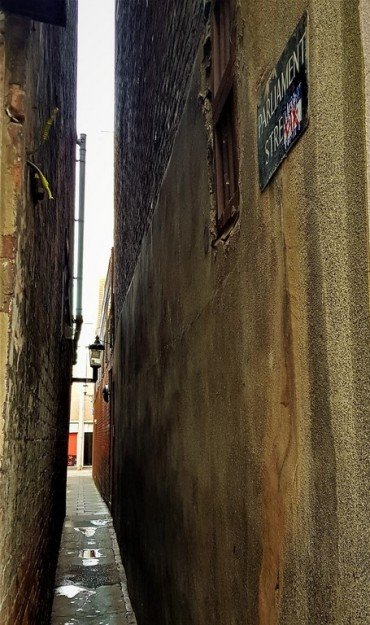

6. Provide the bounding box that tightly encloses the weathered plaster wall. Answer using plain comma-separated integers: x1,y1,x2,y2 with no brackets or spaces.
113,1,369,624
360,0,370,285
0,5,77,623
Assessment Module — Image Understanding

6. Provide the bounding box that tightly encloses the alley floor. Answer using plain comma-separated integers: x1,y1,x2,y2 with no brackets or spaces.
51,469,136,625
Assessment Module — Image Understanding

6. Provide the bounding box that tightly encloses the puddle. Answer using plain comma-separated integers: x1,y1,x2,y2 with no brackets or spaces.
74,527,96,537
82,558,99,566
78,549,103,558
55,585,96,598
91,519,109,526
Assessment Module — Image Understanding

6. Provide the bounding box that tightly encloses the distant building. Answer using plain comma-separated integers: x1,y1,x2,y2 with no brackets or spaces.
68,383,94,468
111,2,370,625
68,276,106,470
95,276,106,335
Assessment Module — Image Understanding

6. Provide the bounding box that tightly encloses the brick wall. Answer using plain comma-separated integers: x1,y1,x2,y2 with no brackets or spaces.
93,369,111,505
114,0,204,313
0,4,77,624
93,253,114,506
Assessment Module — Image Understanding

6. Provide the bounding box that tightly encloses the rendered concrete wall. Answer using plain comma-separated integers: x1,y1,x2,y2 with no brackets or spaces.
0,5,77,623
113,1,369,624
360,0,370,277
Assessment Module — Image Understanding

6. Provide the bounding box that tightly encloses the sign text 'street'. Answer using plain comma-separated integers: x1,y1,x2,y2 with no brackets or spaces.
257,13,309,189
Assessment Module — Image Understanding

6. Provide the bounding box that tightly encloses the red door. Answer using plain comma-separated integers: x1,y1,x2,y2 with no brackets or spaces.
68,433,77,466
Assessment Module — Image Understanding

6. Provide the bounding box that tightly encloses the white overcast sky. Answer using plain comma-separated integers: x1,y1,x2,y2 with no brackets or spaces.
74,0,115,376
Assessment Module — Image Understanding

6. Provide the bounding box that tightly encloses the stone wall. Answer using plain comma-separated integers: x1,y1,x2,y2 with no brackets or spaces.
0,4,77,624
113,1,369,625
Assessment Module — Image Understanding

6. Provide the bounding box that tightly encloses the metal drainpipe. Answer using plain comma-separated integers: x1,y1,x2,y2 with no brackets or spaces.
73,133,86,364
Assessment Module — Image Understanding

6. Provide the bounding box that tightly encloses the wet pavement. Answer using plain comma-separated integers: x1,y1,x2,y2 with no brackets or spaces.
51,469,136,625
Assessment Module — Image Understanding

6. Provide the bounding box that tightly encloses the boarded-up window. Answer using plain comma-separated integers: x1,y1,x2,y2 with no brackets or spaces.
0,0,66,26
212,0,239,233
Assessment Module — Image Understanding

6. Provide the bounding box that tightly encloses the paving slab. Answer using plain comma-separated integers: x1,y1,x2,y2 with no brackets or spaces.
61,535,114,550
51,471,136,625
52,615,128,625
57,547,116,567
53,584,125,617
55,563,121,588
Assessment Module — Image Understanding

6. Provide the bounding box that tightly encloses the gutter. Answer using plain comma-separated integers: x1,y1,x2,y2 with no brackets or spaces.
73,133,86,365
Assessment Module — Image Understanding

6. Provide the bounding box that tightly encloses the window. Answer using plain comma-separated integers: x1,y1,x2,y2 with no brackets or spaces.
212,0,239,233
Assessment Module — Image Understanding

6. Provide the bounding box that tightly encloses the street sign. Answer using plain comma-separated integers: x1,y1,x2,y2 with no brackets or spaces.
257,12,309,189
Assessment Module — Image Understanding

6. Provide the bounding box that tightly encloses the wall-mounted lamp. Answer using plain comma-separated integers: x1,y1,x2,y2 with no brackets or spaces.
72,335,105,384
102,384,110,403
89,335,104,370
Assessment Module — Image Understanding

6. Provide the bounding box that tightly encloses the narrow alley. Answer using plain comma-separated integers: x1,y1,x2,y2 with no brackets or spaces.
51,470,136,625
0,1,369,625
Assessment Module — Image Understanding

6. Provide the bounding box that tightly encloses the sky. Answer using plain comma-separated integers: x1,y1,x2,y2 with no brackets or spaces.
73,0,115,377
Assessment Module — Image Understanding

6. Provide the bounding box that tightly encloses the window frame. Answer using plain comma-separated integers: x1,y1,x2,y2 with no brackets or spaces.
212,0,239,233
